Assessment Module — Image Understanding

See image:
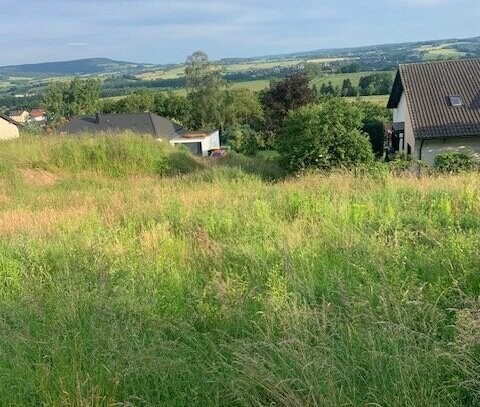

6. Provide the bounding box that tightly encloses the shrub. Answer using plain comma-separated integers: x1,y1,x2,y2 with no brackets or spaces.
279,98,374,172
434,151,477,173
226,125,264,156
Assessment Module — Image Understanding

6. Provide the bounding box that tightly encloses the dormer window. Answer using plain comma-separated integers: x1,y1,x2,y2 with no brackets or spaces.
449,96,463,107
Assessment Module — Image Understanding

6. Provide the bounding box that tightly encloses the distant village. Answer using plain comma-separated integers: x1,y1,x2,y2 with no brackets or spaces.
6,108,47,128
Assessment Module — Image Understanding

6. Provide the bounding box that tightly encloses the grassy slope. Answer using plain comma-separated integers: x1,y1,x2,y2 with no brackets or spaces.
0,135,479,405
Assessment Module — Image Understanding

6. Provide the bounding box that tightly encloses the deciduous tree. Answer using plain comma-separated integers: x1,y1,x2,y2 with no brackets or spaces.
185,51,226,130
44,78,100,125
260,72,315,145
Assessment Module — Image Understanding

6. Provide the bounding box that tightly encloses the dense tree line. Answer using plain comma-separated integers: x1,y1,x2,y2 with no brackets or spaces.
315,73,394,97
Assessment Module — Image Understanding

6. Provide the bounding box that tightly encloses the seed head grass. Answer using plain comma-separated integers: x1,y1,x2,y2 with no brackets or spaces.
0,134,479,405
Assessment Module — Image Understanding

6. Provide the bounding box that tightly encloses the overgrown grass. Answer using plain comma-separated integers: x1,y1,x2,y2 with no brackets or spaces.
0,133,205,178
0,135,479,406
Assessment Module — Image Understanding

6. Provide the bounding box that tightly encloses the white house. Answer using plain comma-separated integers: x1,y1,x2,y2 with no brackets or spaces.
387,59,480,165
170,130,220,157
0,113,21,140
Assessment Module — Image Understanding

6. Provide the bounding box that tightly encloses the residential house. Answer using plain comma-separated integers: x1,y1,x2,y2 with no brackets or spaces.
28,108,47,127
8,109,29,124
387,58,480,165
0,112,21,140
60,112,220,156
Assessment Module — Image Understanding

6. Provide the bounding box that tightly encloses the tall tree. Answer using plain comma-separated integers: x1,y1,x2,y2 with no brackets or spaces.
153,92,191,125
260,71,315,145
341,79,356,97
223,88,264,129
44,82,69,124
115,89,155,113
319,81,337,96
184,51,226,130
44,78,100,125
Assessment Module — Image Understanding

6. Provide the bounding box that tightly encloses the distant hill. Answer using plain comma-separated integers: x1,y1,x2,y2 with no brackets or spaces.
220,36,480,69
0,58,157,77
2,36,480,80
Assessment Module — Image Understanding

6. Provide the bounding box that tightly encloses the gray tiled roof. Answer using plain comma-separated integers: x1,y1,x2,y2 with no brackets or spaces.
60,113,188,140
387,59,480,139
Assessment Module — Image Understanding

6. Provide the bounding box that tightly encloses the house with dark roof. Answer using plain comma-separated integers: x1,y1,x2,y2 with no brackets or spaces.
387,58,480,165
60,112,220,156
0,112,21,140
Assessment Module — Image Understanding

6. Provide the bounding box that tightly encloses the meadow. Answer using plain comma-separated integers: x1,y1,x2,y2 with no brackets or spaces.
0,135,479,406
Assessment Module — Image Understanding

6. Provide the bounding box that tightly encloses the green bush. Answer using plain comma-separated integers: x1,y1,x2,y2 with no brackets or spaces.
279,98,374,172
434,151,477,173
226,125,264,156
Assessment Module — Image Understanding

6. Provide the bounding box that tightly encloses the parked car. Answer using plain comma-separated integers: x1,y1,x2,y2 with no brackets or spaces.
209,148,228,159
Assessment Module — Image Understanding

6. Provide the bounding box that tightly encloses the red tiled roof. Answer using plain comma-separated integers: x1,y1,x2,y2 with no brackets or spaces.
30,109,46,118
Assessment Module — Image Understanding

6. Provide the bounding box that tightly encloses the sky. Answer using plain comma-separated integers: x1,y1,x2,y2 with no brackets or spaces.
0,0,479,66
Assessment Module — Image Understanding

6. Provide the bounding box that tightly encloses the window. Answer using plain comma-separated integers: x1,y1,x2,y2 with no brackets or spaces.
449,96,463,107
407,143,412,156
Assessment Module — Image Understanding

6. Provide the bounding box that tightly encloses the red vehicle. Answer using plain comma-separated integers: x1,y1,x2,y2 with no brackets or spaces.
209,148,228,159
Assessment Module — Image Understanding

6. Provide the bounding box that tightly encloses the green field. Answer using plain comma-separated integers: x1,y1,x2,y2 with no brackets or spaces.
416,44,464,61
347,94,389,106
0,134,479,405
139,58,305,81
138,56,351,83
224,59,301,72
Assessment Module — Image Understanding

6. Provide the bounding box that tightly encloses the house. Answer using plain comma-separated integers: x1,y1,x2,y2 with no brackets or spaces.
60,112,220,157
387,58,480,165
0,112,21,140
28,109,47,127
8,109,29,124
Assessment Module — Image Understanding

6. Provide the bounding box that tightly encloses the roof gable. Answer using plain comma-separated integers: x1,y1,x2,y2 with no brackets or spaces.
388,59,480,139
387,71,403,109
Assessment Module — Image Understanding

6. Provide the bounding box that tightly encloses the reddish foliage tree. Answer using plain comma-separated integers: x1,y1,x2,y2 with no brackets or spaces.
260,72,315,145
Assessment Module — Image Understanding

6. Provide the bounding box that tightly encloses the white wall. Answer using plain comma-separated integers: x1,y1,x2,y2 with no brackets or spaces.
0,119,19,140
420,137,480,165
392,92,416,155
393,92,407,123
169,130,220,157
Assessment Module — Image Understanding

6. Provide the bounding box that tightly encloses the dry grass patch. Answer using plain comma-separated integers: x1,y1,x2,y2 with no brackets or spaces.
0,207,89,236
21,168,60,186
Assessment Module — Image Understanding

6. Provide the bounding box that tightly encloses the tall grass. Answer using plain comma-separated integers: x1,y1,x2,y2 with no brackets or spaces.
0,135,479,405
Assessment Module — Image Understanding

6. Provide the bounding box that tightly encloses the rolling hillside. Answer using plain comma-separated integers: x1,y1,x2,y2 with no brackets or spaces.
0,58,158,77
2,35,480,79
1,35,479,109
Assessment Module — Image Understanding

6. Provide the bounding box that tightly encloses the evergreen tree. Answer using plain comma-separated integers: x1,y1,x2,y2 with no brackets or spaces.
341,79,356,97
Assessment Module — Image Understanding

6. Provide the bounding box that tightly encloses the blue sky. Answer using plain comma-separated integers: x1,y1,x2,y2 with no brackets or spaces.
0,0,479,65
